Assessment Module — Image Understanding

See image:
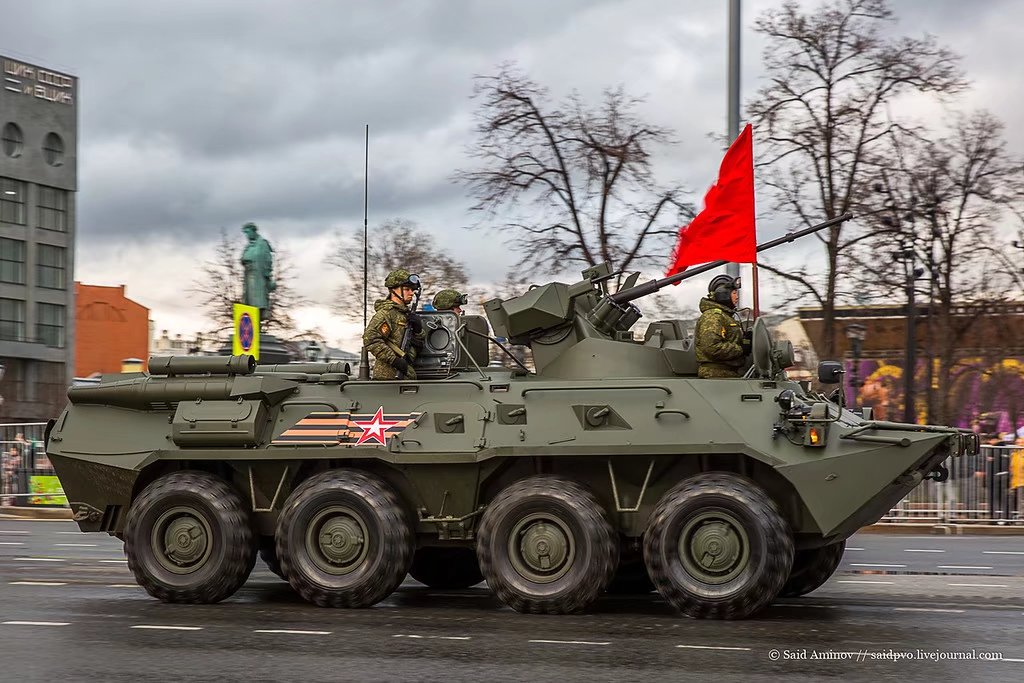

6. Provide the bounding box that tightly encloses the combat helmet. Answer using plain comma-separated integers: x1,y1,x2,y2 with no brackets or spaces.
708,274,740,307
432,289,468,311
384,269,421,290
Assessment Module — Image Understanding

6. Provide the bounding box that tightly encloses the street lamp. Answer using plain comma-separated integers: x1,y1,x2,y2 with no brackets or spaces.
845,323,867,408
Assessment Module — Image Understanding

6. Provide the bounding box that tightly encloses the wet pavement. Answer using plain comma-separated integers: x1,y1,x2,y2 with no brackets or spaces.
2,519,1022,682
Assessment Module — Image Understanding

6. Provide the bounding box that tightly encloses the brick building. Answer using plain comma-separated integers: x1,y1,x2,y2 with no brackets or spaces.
75,283,149,377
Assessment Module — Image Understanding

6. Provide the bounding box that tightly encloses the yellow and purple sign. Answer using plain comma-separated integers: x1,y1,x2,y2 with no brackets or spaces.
232,303,260,360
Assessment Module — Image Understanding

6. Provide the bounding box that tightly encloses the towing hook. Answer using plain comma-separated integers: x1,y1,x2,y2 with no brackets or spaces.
924,465,949,483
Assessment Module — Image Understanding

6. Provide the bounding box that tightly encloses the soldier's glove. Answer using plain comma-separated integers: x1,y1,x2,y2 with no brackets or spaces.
393,357,409,374
407,313,423,334
741,329,753,355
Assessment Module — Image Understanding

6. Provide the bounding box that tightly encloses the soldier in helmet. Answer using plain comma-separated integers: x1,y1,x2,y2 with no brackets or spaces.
432,288,468,315
363,269,425,379
694,274,748,378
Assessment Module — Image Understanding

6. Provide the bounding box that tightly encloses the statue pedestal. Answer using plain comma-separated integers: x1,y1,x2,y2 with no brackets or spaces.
217,334,296,365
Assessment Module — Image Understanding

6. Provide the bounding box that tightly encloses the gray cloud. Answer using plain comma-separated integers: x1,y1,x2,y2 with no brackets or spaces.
1,0,1020,347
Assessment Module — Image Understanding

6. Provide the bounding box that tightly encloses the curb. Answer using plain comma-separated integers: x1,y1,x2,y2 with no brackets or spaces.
0,507,73,520
860,523,1024,536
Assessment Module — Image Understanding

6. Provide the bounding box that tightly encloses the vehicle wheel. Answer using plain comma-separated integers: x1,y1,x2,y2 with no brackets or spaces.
477,476,618,614
259,537,285,580
643,472,793,619
276,469,413,607
124,471,256,604
606,545,655,594
410,546,484,589
780,540,845,597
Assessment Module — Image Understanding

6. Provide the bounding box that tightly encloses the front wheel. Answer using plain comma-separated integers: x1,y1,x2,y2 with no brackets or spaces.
124,471,256,604
643,472,793,619
477,476,618,614
781,540,846,597
276,469,413,608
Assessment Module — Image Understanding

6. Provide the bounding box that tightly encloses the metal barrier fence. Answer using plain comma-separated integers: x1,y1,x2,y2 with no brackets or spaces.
880,445,1024,525
1,422,61,507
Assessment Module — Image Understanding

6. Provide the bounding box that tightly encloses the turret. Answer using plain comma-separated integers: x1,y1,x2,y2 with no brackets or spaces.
484,214,852,374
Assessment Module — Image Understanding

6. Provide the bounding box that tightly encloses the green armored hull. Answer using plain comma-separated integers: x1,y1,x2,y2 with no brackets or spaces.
47,225,977,619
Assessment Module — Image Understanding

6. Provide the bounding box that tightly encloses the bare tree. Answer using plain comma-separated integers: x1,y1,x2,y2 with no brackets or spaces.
190,229,308,338
326,218,470,323
454,64,692,285
748,0,966,357
856,111,1023,423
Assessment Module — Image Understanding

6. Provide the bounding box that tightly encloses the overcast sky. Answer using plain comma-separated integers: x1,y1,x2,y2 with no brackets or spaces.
1,0,1021,351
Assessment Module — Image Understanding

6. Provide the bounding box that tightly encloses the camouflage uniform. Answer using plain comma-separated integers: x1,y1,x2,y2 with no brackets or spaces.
363,299,424,379
363,269,425,380
694,297,745,378
432,289,467,311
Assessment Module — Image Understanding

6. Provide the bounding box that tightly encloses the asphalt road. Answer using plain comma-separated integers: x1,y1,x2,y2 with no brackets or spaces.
2,519,1023,682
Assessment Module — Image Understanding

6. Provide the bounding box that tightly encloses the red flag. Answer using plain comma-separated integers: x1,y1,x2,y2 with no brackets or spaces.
666,123,756,277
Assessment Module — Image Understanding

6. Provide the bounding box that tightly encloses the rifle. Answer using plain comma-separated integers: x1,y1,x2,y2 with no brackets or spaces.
395,288,422,380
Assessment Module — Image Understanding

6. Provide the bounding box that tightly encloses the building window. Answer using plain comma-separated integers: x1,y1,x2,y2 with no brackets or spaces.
2,123,23,158
43,132,64,167
37,185,68,231
0,177,26,225
37,302,65,347
37,244,66,290
0,298,26,342
0,237,25,284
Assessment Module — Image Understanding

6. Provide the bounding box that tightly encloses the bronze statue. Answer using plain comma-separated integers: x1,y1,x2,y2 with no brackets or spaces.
241,222,275,320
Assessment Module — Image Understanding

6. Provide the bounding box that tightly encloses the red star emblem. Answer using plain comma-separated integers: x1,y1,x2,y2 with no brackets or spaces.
352,407,401,446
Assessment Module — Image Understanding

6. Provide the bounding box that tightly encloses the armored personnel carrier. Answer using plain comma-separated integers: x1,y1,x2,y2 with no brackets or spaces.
46,215,977,619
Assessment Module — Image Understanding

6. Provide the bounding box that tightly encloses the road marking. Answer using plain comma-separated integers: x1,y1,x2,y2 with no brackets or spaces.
676,644,752,651
837,580,894,585
55,543,97,547
948,583,1008,588
132,625,203,631
0,530,29,535
983,551,1024,555
845,547,864,551
529,639,610,646
14,557,64,562
3,621,70,627
849,563,906,568
255,629,332,636
1003,658,1024,663
56,531,85,535
393,634,472,640
776,604,836,609
893,607,965,614
904,549,945,553
938,565,993,570
0,541,24,545
9,581,67,586
108,584,138,588
99,559,128,563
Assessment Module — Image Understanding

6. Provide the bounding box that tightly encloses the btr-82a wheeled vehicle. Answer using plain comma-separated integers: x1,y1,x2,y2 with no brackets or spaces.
46,215,978,619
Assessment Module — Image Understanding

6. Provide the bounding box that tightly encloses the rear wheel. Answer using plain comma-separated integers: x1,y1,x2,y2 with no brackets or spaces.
643,472,793,619
124,471,256,604
276,469,413,607
781,540,846,597
477,476,618,614
410,546,483,589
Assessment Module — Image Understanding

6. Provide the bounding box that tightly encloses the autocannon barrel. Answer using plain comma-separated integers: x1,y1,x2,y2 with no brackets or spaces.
609,213,853,305
149,355,256,376
255,362,350,375
67,377,235,409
